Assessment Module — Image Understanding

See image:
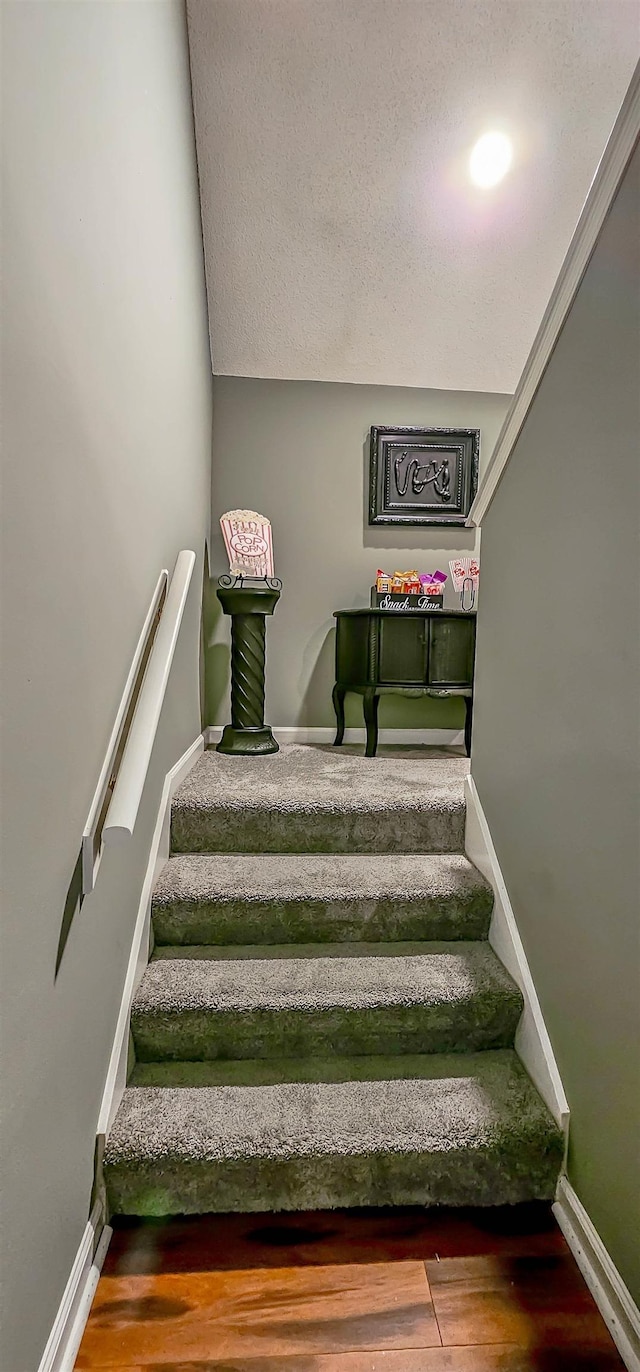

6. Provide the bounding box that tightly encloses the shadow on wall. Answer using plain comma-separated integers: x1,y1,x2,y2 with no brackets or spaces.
203,577,230,727
299,626,336,726
199,542,211,732
55,849,84,978
345,692,465,732
297,622,465,733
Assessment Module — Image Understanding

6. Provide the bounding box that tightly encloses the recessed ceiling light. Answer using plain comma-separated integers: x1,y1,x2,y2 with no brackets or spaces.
469,131,513,189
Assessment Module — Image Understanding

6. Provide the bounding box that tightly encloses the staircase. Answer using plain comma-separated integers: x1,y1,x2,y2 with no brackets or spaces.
104,745,563,1215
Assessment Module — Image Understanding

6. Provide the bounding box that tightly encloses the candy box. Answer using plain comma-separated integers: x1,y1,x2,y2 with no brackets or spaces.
393,570,419,591
419,574,444,597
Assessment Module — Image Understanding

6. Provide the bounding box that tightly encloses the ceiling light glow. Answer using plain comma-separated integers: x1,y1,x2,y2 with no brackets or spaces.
469,132,513,188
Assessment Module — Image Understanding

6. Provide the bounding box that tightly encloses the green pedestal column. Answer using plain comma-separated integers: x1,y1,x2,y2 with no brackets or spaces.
216,577,281,755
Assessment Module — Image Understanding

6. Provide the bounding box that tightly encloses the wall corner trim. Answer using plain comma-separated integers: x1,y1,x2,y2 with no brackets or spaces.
554,1176,640,1372
464,774,570,1134
36,1200,112,1372
467,61,640,528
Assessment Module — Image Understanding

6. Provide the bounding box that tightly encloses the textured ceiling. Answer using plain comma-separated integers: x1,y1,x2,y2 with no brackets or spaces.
187,0,639,393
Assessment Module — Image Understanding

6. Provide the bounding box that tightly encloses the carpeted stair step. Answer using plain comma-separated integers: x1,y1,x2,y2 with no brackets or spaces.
152,853,493,946
130,943,523,1061
103,1049,564,1215
170,746,468,854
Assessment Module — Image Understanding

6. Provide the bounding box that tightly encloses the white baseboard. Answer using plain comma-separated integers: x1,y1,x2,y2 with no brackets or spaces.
95,732,204,1144
554,1176,640,1371
37,1201,112,1372
464,774,569,1135
205,725,465,748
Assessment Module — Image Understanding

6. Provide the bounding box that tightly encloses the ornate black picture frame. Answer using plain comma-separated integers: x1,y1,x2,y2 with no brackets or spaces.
369,425,480,526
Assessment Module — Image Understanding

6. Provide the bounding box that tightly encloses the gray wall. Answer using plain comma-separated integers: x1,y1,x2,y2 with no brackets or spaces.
208,378,510,730
472,146,640,1299
0,4,212,1368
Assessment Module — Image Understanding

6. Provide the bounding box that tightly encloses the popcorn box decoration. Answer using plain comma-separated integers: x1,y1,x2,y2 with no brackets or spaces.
399,570,420,591
420,573,447,596
220,510,274,580
449,557,479,593
449,557,479,610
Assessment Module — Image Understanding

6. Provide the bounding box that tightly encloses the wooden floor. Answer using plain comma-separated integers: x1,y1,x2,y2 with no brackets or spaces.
75,1204,625,1371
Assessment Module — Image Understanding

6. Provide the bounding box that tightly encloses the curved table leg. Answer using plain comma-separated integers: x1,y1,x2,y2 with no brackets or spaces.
332,684,346,746
363,688,380,757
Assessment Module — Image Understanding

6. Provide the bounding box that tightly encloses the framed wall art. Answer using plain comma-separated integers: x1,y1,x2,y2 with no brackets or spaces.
369,425,480,526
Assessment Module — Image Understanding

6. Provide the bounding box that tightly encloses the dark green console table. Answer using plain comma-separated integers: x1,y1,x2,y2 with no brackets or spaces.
333,609,476,758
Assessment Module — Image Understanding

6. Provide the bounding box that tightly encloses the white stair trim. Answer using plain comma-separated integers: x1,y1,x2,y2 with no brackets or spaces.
554,1176,640,1372
468,62,640,527
96,732,204,1142
205,725,465,748
464,774,569,1134
36,1200,112,1372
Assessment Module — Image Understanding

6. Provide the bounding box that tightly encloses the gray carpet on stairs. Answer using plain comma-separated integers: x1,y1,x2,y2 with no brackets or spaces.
152,852,493,944
131,942,523,1060
170,746,469,853
104,745,563,1219
103,1050,563,1215
128,1051,541,1088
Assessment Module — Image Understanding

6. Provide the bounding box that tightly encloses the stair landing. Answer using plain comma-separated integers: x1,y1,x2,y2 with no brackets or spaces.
170,743,470,853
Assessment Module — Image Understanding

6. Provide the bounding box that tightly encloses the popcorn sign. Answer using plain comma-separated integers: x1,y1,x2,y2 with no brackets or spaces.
220,510,274,580
449,557,479,592
449,557,479,611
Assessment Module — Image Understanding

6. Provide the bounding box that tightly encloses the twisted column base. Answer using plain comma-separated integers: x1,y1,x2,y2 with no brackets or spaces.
217,723,278,755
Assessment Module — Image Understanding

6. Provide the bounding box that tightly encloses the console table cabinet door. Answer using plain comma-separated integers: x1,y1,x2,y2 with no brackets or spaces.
428,616,475,687
378,615,427,683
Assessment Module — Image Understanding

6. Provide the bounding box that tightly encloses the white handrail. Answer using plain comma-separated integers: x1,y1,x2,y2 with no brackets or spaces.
82,569,169,894
103,549,196,846
468,62,640,528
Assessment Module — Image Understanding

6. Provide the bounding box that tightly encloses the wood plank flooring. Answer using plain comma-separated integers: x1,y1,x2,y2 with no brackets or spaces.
75,1205,625,1371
